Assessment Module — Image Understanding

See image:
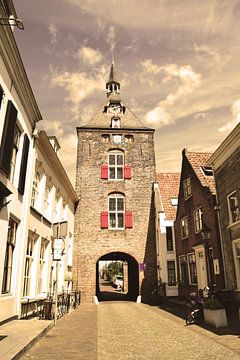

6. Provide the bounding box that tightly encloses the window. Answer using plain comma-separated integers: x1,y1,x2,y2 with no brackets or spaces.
183,177,192,199
38,239,48,294
43,183,51,215
109,194,125,229
167,261,176,286
194,207,203,232
180,217,189,239
108,151,124,180
2,217,18,293
179,256,187,284
31,171,40,207
101,134,110,142
166,227,173,251
227,191,239,223
170,198,178,206
233,241,240,289
188,253,197,285
201,166,213,176
125,135,134,143
9,124,21,183
112,134,122,144
23,236,35,297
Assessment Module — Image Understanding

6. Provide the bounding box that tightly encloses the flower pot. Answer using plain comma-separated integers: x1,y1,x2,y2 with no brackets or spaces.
203,308,228,328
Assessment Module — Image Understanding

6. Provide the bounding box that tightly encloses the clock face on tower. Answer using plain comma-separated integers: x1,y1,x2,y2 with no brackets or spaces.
107,104,122,116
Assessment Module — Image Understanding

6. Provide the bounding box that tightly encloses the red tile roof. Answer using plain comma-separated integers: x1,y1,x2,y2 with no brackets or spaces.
184,150,215,193
156,173,180,220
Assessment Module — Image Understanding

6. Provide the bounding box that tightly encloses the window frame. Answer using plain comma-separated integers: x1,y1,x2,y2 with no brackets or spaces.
167,261,176,286
179,255,187,284
9,123,21,183
194,207,203,233
187,252,197,285
31,170,41,208
227,191,239,224
108,150,124,181
23,236,35,297
2,217,18,294
37,238,48,295
183,177,192,200
108,193,125,230
166,226,174,251
180,216,189,239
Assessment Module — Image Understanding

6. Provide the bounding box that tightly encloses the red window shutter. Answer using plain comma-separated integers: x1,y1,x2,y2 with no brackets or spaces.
125,211,133,228
100,211,108,228
124,165,131,179
101,165,108,179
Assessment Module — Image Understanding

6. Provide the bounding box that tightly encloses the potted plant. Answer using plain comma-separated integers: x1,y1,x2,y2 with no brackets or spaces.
203,298,228,328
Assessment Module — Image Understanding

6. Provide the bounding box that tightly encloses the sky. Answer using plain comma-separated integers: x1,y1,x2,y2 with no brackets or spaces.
14,0,240,186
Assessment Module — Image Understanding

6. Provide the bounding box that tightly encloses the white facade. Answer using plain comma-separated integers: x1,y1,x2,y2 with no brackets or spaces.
0,2,42,322
154,183,178,297
0,2,78,323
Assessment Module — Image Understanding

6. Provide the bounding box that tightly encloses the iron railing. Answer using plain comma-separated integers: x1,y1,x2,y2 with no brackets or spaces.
21,291,81,320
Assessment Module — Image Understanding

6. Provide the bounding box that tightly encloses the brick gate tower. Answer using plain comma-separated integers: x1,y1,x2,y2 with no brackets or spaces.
73,62,157,303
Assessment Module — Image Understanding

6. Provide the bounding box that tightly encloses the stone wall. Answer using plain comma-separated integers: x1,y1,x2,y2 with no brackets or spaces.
73,128,157,302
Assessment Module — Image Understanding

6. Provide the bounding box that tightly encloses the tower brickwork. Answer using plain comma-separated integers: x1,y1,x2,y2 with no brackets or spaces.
73,63,157,302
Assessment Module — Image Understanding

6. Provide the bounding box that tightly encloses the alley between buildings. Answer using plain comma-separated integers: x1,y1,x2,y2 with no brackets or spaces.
20,302,240,360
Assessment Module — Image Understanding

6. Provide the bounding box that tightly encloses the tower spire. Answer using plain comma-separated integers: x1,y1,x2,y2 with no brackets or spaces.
106,60,120,96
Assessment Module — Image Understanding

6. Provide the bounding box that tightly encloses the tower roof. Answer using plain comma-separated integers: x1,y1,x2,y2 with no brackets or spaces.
80,62,154,130
106,62,120,86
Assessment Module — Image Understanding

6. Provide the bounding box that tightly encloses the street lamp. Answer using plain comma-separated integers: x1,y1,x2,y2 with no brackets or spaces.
201,223,214,295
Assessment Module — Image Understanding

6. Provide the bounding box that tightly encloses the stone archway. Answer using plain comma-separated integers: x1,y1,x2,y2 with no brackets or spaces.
96,252,139,302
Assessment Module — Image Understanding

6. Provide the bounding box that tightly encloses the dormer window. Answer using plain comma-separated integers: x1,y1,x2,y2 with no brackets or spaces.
111,116,121,128
201,166,213,176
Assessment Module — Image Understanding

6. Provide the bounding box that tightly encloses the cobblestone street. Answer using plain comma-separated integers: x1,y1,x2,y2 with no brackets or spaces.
21,302,240,360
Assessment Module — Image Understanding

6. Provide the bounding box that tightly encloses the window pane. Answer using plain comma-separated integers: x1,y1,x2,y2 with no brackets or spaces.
109,198,116,211
166,227,173,251
117,155,123,165
109,155,115,165
117,168,123,179
110,213,116,228
117,198,124,211
118,213,124,228
109,167,115,179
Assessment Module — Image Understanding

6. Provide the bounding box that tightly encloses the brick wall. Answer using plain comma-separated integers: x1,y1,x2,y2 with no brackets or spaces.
214,147,240,289
73,128,157,302
175,154,224,298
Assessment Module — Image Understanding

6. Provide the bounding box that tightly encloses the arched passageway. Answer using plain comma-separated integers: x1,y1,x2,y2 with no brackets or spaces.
96,252,139,302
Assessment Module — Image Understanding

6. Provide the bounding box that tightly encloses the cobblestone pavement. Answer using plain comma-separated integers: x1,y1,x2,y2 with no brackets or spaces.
21,304,98,360
21,302,240,360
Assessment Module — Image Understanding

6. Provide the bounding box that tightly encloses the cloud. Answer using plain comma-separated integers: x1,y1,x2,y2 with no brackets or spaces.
141,60,202,127
76,47,103,65
194,44,223,69
106,25,116,52
219,99,240,132
48,23,58,45
49,64,108,118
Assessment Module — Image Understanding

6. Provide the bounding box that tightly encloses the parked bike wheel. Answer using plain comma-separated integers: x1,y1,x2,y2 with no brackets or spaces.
186,313,195,325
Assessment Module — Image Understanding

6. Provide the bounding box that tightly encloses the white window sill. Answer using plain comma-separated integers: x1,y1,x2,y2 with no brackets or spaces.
227,219,240,231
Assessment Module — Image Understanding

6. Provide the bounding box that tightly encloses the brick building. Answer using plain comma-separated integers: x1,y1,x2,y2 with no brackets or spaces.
208,123,240,295
174,149,224,299
73,63,157,303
